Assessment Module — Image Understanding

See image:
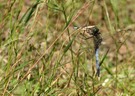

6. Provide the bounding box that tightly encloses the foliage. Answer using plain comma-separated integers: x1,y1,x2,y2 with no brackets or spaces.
0,0,135,95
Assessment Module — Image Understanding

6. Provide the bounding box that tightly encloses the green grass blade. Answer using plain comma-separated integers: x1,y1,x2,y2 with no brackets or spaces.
64,36,76,53
99,48,110,66
19,1,40,25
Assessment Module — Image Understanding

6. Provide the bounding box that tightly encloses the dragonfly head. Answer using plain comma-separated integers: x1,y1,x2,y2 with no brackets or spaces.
81,26,101,37
89,26,100,36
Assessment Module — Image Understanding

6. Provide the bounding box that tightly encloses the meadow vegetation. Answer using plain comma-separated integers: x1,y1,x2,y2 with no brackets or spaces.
0,0,135,95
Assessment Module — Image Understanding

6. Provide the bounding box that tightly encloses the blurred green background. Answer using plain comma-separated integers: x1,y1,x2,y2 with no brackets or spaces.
0,0,135,95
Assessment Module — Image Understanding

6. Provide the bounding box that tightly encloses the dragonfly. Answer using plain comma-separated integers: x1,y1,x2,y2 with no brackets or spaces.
81,26,103,77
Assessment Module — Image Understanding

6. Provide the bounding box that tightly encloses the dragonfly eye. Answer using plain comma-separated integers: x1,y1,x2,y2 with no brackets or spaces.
91,27,100,35
92,27,99,33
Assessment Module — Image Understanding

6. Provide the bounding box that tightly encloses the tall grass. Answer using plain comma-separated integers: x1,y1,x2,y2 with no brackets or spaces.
0,0,135,95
